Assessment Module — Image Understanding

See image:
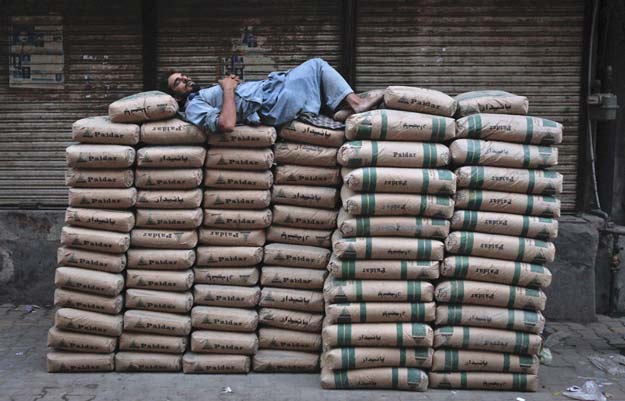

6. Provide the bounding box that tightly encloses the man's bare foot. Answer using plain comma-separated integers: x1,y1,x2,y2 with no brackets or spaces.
345,89,385,114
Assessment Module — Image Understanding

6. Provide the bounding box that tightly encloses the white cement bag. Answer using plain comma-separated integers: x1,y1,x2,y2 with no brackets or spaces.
135,208,203,229
451,210,558,240
65,168,134,188
203,169,273,189
346,109,455,142
258,307,323,333
441,256,552,288
137,189,202,209
338,141,450,168
72,115,140,145
384,86,456,117
57,247,126,273
434,280,547,311
140,118,206,144
456,113,562,145
327,257,439,280
455,166,563,195
68,188,137,209
206,125,276,148
193,267,259,286
65,207,135,233
126,249,196,270
66,144,135,169
279,120,345,147
203,189,271,210
455,189,561,218
263,243,331,269
108,91,178,123
137,146,206,168
135,168,203,189
450,139,558,168
454,90,529,117
196,246,263,267
344,167,456,195
274,142,338,167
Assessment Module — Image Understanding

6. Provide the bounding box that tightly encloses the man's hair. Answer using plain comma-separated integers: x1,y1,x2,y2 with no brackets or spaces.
160,71,176,96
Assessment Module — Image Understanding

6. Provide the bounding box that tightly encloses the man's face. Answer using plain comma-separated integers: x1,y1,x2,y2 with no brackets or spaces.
168,73,198,97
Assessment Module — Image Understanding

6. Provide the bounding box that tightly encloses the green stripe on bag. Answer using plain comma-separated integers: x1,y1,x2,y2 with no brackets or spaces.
400,349,407,366
450,281,464,303
411,303,424,321
380,111,388,140
401,260,408,280
515,331,529,354
467,114,482,138
365,237,372,259
433,117,446,141
355,281,363,302
524,194,535,216
448,305,462,324
466,140,481,164
462,327,470,348
506,308,515,330
371,141,379,166
526,117,534,143
455,256,470,278
468,191,483,210
460,372,468,388
363,167,376,192
507,285,517,308
517,237,526,261
527,170,536,194
392,367,399,388
512,262,522,286
407,368,421,385
503,353,511,372
520,216,530,237
396,322,404,347
522,145,531,168
360,302,367,321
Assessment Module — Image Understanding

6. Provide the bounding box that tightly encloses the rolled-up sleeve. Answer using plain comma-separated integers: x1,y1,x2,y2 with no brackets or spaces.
185,98,220,133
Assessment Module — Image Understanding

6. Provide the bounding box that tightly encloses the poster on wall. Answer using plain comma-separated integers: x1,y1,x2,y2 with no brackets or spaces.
9,15,64,89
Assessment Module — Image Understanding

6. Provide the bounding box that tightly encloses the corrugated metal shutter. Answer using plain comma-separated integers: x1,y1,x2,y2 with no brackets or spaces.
355,0,584,213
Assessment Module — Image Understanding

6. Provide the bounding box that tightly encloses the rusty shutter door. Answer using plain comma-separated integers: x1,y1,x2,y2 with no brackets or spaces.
355,0,584,213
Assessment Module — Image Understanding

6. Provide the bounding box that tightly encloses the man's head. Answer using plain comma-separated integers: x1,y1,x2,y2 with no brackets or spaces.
165,72,201,104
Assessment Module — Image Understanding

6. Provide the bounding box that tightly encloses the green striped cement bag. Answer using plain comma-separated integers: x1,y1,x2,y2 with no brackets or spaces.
323,277,434,304
263,243,331,269
108,91,178,123
433,326,542,355
455,189,561,218
432,349,539,374
206,124,276,148
428,372,537,391
344,167,456,195
266,225,332,248
321,367,428,391
332,235,445,261
66,145,135,169
451,210,558,240
272,185,337,209
450,139,557,168
345,109,455,142
72,116,140,145
337,208,450,239
322,322,433,348
279,120,345,148
260,266,327,290
337,141,450,168
441,256,552,288
454,90,529,118
341,187,455,218
272,205,338,230
141,118,206,145
384,86,457,117
435,304,545,334
445,231,556,263
203,169,272,190
455,166,563,195
252,350,319,372
323,347,433,370
273,142,338,167
456,113,562,145
325,302,436,324
434,280,547,311
259,287,324,312
326,257,440,280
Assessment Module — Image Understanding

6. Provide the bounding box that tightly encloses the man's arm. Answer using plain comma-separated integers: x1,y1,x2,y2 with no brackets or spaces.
217,75,240,133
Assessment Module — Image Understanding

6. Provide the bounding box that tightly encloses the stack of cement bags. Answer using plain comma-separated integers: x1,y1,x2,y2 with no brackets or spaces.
321,86,457,391
429,90,561,391
253,121,342,373
189,126,276,374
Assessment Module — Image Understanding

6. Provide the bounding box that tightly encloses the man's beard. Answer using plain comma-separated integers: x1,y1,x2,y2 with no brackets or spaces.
189,83,201,93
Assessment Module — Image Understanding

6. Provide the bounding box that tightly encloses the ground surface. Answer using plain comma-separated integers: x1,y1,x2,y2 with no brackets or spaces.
2,304,625,401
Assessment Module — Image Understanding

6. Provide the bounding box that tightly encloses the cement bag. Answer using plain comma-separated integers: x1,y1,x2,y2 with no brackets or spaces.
191,330,258,355
266,226,332,248
344,168,456,195
258,327,321,351
428,372,537,391
332,236,445,261
54,288,123,315
272,185,337,209
435,280,547,311
108,91,178,123
57,247,126,273
455,166,563,196
47,327,116,353
323,347,432,370
338,210,450,239
137,146,206,168
135,208,203,230
435,304,545,334
327,257,440,280
274,165,340,186
126,269,194,291
204,169,273,189
65,168,134,188
131,228,198,249
259,287,324,312
322,367,429,391
198,228,266,246
432,349,539,374
61,226,130,254
454,90,529,117
204,147,273,170
68,188,137,209
194,267,259,286
272,205,337,230
203,189,271,210
384,86,456,116
279,120,345,147
338,141,450,168
203,208,271,230
127,249,196,270
325,302,436,324
55,308,123,337
123,309,191,336
456,113,563,145
342,191,454,219
323,323,433,348
196,246,263,267
345,109,455,142
455,189,561,218
194,285,261,308
259,307,323,333
434,326,542,354
450,139,558,168
137,189,202,209
451,210,558,240
47,352,114,373
135,168,203,189
252,350,319,372
274,142,338,167
192,306,258,332
445,231,555,264
260,266,327,290
263,243,331,269
65,207,135,233
442,256,552,288
72,115,139,145
119,333,187,354
324,278,434,303
206,124,276,148
140,118,206,144
114,352,181,372
183,353,251,374
55,267,124,297
66,144,135,169
125,289,193,313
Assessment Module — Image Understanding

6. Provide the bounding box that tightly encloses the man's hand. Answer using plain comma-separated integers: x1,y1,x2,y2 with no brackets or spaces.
218,74,241,92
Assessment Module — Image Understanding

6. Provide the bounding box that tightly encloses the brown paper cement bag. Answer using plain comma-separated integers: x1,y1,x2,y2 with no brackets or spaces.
119,332,187,354
346,109,455,142
454,90,529,117
258,307,323,333
203,189,271,210
338,210,449,239
321,367,429,391
196,246,263,267
342,190,454,218
72,115,140,145
384,86,457,116
191,330,258,354
455,166,563,195
435,304,546,334
206,124,276,148
57,247,126,273
456,113,563,145
434,280,547,311
137,146,206,168
55,267,124,296
47,351,114,372
263,243,331,269
455,189,561,218
183,353,251,374
432,349,539,374
127,249,196,270
441,256,552,288
272,205,337,229
434,326,542,354
123,309,191,336
338,141,450,168
258,327,321,351
323,278,434,303
332,236,445,261
266,226,332,248
274,142,338,167
65,207,135,233
451,210,558,240
325,302,436,324
323,347,433,370
323,323,433,348
114,352,182,372
125,289,193,313
274,164,340,186
140,118,206,144
203,208,272,229
137,189,202,209
259,287,325,312
66,144,135,169
344,167,456,195
54,288,123,315
261,266,327,290
61,224,130,256
204,147,273,170
126,269,194,291
198,228,266,246
203,169,273,189
47,327,116,353
65,168,134,188
450,139,558,168
68,188,137,209
191,306,258,332
193,267,259,286
327,257,440,280
279,120,345,147
252,350,319,372
55,308,123,337
131,228,198,249
135,208,202,229
135,168,203,189
272,185,337,209
428,372,537,391
108,91,178,123
194,284,261,308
